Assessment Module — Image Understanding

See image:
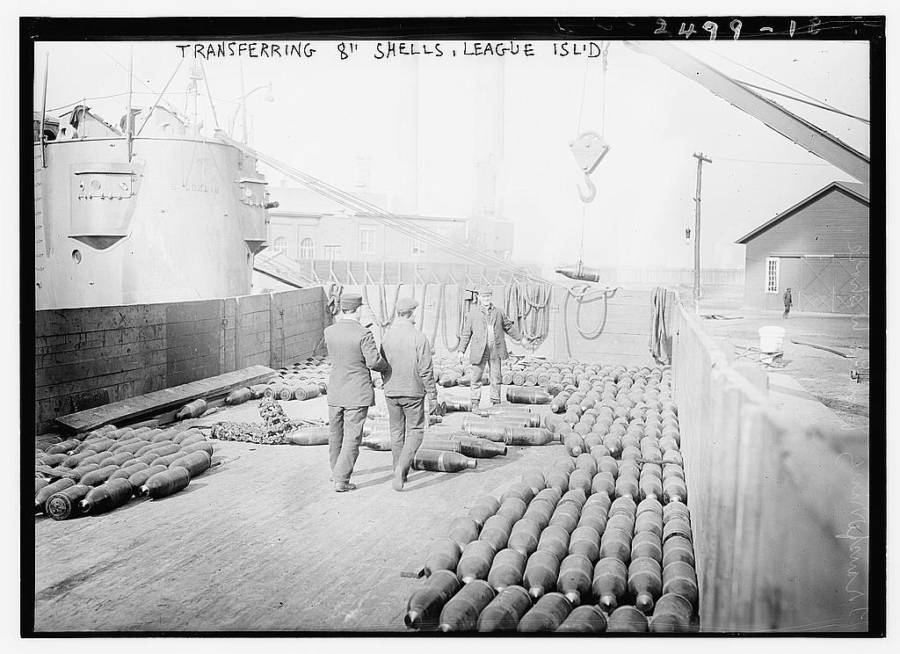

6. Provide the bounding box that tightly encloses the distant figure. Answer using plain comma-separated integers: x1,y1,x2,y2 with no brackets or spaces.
457,285,530,411
380,297,439,492
783,288,793,319
323,293,387,492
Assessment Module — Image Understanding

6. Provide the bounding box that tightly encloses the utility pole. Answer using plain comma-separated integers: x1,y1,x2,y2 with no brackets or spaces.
692,152,712,314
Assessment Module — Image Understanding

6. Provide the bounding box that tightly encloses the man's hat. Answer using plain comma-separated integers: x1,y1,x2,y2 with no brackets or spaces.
340,293,363,311
396,297,418,313
476,285,494,296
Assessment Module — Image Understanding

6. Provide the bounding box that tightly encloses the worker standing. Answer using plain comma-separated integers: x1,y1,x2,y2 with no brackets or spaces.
380,297,439,491
783,287,793,319
457,286,529,411
323,293,386,493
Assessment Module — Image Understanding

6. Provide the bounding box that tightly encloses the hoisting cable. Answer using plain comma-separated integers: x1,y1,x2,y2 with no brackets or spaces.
559,39,619,359
573,41,610,266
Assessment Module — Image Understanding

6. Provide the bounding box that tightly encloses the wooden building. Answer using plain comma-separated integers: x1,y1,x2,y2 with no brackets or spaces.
735,181,869,314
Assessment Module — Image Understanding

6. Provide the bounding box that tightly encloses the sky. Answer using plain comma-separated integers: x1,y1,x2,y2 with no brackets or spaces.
33,38,870,273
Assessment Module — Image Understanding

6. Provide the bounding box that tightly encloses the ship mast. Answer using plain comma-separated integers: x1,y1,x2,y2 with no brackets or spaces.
39,52,49,168
188,61,203,137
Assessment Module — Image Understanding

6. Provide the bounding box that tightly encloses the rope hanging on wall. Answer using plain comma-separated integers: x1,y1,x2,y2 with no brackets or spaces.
427,283,442,353
522,281,552,346
362,283,402,330
561,283,622,358
503,279,552,348
440,284,469,353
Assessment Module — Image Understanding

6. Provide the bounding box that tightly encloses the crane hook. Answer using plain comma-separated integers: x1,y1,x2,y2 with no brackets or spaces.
577,174,597,203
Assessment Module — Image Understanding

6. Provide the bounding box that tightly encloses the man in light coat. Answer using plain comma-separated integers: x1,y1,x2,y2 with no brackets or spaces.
380,297,439,491
323,293,387,492
457,286,529,411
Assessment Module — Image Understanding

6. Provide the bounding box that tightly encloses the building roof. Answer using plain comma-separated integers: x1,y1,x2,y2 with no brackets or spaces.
735,181,870,245
267,184,466,223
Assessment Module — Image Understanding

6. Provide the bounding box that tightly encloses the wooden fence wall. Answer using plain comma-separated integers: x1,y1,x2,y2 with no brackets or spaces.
334,282,654,367
545,287,653,367
671,295,869,632
33,287,328,434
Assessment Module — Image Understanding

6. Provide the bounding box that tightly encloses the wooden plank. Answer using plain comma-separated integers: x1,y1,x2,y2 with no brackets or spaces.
165,300,222,324
234,334,270,359
165,340,221,363
239,313,271,332
34,324,166,354
36,350,167,388
35,304,166,337
168,354,221,377
34,364,168,402
272,290,306,309
55,365,277,433
165,318,221,338
35,337,169,369
221,298,235,374
236,293,270,313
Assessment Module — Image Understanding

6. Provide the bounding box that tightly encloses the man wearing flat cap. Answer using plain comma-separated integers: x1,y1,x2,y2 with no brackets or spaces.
324,292,387,492
458,285,530,411
380,296,439,491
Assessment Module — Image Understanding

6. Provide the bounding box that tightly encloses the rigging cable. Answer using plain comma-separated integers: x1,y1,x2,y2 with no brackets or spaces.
697,45,869,123
236,138,553,282
734,79,870,124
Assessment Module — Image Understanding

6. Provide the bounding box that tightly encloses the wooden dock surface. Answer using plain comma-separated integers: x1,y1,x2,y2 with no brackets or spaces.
34,389,565,632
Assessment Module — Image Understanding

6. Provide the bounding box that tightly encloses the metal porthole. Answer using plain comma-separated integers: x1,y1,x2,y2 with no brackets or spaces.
72,250,82,264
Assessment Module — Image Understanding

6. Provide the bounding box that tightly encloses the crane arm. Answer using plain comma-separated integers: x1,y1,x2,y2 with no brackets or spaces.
624,41,869,189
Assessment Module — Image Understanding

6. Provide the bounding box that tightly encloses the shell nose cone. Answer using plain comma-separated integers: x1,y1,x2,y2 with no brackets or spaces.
404,611,421,629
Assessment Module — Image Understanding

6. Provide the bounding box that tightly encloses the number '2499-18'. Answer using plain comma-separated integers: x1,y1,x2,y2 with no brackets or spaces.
654,18,820,40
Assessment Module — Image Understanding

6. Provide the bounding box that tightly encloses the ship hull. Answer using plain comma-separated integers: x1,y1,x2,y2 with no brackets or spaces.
34,137,268,309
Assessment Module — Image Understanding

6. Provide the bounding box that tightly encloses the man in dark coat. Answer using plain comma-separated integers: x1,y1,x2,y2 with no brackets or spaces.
783,287,793,319
457,285,529,411
323,292,386,492
380,297,439,491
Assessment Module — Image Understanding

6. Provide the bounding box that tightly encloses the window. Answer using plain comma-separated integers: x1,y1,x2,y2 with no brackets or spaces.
323,245,342,261
765,257,779,293
299,238,314,260
273,237,288,256
412,237,427,255
359,228,376,256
